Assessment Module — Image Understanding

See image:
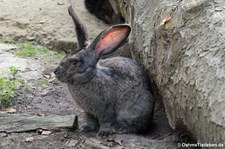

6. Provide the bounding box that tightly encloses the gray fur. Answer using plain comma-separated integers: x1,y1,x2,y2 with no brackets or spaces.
54,6,154,138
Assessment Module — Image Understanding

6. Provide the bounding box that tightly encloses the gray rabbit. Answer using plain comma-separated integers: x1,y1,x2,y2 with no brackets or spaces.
54,6,154,138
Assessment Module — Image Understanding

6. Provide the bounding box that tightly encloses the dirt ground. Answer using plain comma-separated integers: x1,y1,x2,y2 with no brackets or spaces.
0,0,108,49
0,0,183,149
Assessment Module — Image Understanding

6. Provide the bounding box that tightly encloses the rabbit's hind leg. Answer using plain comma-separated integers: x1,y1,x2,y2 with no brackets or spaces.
111,116,150,134
111,120,137,134
80,113,99,132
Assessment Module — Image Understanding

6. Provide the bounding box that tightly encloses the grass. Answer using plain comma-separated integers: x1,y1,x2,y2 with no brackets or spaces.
0,66,23,109
16,43,37,57
0,41,64,109
165,23,173,30
35,78,49,88
16,42,65,62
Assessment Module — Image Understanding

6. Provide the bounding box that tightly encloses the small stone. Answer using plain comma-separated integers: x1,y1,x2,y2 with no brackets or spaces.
215,8,222,12
0,133,8,137
64,133,71,139
57,2,64,5
27,36,36,41
39,20,46,24
25,137,34,142
50,72,55,77
37,128,43,134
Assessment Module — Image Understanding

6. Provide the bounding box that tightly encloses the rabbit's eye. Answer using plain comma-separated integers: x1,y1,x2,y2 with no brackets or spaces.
73,60,78,65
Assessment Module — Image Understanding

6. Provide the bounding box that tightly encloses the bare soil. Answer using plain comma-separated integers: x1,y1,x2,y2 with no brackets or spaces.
0,0,181,148
0,0,108,49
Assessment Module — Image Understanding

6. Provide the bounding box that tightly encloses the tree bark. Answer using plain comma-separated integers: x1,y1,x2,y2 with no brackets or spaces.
117,0,225,144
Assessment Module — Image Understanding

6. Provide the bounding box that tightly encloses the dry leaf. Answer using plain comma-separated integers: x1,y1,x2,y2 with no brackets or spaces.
85,139,110,149
112,144,124,149
40,90,49,96
41,130,51,135
3,107,16,113
66,139,79,147
160,15,172,26
106,138,124,149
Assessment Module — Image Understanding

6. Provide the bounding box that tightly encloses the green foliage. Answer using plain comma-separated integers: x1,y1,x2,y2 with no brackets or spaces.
41,50,65,63
9,66,21,79
16,42,52,58
35,78,49,88
16,43,37,57
165,23,173,30
118,0,127,18
16,42,65,63
24,85,32,93
0,66,22,109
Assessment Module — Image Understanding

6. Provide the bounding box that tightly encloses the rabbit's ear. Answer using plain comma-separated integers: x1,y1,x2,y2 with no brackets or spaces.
94,24,131,58
68,6,89,49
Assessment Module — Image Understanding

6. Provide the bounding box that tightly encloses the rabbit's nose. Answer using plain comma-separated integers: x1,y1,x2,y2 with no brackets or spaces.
54,67,61,76
54,68,58,75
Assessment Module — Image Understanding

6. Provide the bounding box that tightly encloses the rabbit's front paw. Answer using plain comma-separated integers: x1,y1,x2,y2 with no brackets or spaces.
80,124,96,132
97,129,110,138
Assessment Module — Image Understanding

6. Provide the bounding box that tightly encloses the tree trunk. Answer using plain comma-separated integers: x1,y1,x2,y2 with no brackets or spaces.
117,0,225,144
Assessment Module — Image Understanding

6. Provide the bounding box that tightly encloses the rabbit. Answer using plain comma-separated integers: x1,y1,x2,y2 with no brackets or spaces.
54,6,155,138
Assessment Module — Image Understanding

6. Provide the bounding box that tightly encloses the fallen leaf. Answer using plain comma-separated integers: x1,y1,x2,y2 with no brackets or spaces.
36,135,48,140
106,138,124,149
43,74,51,79
88,137,102,144
85,138,110,149
48,77,56,83
112,144,124,149
3,108,16,113
107,138,123,146
160,15,172,26
41,130,51,135
66,139,79,147
40,90,49,96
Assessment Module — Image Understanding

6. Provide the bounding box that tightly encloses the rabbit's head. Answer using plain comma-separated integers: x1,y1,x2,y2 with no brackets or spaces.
54,6,131,84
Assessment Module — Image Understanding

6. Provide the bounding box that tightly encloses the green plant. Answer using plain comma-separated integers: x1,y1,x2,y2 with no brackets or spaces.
35,78,49,88
40,49,64,63
165,23,173,30
38,46,49,54
16,42,65,63
16,43,37,57
24,85,32,93
9,66,21,79
0,66,22,109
